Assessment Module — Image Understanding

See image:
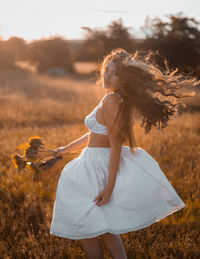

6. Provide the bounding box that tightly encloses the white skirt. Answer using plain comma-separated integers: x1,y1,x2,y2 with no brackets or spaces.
50,146,185,240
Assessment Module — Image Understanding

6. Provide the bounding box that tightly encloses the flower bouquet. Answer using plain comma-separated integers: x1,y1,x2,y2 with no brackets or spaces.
11,136,66,182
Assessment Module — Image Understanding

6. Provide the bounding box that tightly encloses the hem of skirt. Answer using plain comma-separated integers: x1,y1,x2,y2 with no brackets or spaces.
50,203,185,240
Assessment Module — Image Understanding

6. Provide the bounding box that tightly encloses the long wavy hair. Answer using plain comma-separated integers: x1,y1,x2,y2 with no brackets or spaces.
96,48,199,151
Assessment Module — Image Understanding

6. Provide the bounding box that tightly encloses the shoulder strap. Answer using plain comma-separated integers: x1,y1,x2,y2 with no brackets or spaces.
100,92,123,105
112,92,123,102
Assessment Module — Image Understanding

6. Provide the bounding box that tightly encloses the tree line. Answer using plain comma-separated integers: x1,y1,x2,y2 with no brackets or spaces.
0,13,200,77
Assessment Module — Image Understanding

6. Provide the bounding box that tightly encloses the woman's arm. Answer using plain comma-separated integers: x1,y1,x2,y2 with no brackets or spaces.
103,95,122,192
33,133,90,182
93,94,122,206
106,145,121,193
56,131,89,157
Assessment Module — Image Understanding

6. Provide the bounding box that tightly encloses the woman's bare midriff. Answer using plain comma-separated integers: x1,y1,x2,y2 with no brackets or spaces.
87,132,110,147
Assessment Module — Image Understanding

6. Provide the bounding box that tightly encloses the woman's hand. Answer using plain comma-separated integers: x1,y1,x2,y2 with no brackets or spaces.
93,187,112,206
54,146,69,158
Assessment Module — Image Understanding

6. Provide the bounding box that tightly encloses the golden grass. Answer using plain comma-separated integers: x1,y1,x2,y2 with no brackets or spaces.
74,62,97,74
0,67,200,258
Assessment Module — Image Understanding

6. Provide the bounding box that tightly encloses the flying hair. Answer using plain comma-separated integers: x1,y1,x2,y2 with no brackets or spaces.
96,48,199,151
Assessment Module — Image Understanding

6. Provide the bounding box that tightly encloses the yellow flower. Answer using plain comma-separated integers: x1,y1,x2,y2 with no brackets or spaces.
17,142,29,150
28,136,44,149
10,154,26,172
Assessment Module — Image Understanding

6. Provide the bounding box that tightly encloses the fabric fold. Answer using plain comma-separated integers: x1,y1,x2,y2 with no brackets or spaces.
50,145,185,240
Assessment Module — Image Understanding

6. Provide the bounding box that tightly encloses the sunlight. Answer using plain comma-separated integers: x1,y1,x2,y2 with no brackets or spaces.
0,0,199,41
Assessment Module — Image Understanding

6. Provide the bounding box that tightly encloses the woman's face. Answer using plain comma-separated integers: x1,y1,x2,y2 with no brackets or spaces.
102,61,121,92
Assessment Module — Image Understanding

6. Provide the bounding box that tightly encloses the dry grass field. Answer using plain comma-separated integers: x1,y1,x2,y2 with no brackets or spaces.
0,65,200,258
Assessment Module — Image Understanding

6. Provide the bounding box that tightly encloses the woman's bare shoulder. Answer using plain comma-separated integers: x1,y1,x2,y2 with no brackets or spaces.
100,93,121,119
101,93,122,107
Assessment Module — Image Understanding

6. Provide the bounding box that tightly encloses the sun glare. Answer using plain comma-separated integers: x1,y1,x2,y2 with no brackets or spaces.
0,0,199,41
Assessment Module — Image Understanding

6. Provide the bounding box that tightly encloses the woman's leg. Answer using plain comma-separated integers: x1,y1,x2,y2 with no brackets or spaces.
100,233,127,259
80,237,104,259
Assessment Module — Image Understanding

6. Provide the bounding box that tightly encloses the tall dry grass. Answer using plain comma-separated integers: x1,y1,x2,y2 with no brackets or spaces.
0,67,200,258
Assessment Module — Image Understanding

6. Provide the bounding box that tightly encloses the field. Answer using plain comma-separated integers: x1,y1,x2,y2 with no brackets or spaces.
0,65,200,258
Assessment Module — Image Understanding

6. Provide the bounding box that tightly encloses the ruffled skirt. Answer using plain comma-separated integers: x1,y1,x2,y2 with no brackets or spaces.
50,146,185,240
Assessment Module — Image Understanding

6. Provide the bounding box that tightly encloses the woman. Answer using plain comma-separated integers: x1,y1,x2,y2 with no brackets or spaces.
50,48,198,259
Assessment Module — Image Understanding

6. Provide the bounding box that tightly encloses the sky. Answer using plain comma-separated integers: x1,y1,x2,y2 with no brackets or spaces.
0,0,200,42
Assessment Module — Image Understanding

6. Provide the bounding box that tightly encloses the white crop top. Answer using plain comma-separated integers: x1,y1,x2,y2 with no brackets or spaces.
84,93,123,135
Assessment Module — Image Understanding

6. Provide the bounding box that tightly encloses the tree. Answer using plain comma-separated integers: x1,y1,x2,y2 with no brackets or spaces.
77,18,136,62
0,40,16,69
27,36,75,73
141,12,200,76
5,37,27,61
78,28,108,61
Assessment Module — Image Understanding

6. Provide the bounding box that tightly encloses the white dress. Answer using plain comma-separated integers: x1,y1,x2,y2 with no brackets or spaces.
50,94,185,240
